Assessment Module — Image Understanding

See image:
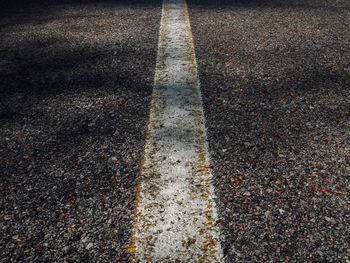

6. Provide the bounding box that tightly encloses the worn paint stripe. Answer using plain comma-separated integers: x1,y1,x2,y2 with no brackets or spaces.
128,0,223,261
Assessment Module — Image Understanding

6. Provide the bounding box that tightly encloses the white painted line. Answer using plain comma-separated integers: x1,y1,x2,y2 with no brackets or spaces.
128,0,224,261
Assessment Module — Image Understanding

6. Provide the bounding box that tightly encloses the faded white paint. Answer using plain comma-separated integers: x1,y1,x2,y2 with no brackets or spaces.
128,0,223,261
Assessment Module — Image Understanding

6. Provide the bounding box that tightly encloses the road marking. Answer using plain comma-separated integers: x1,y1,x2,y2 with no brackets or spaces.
128,0,223,261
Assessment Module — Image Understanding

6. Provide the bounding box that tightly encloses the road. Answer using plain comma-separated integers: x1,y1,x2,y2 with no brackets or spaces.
0,0,349,262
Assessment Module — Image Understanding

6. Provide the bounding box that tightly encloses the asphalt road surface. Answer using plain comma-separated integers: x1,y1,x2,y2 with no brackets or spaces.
1,0,349,262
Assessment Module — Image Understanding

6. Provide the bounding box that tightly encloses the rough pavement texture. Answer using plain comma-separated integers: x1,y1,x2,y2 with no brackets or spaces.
188,0,350,262
0,0,161,262
1,0,350,262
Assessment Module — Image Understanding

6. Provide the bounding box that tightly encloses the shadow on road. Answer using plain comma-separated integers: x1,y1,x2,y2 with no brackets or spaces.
0,0,161,261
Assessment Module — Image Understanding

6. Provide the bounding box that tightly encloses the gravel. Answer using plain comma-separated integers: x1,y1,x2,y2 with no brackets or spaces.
188,0,350,262
0,0,161,262
2,0,349,262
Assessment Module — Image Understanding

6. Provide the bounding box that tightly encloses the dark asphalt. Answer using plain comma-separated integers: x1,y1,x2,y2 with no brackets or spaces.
188,0,350,262
1,0,349,262
0,0,161,262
